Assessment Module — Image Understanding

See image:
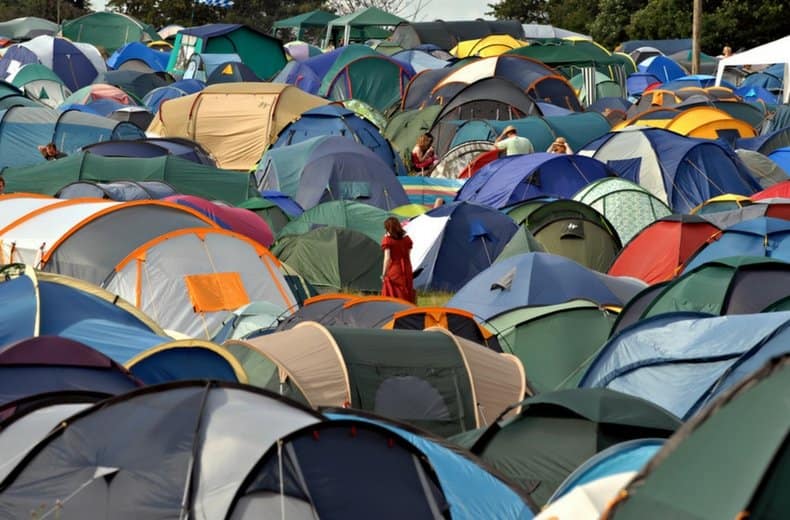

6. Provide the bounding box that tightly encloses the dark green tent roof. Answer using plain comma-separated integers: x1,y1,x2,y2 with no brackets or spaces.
273,10,338,29
277,200,391,242
2,152,255,205
61,11,159,53
453,388,681,507
610,354,790,519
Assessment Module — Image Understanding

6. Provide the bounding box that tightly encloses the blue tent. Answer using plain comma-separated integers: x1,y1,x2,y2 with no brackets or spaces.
327,412,534,519
447,252,646,319
142,78,205,112
271,104,406,175
409,201,518,292
683,217,790,272
456,153,613,209
626,72,660,97
638,55,686,83
582,128,761,213
768,147,790,174
81,137,215,165
107,41,170,72
257,135,409,211
734,85,778,105
259,190,304,217
391,49,449,72
579,311,790,419
660,74,734,91
740,69,783,92
273,46,356,95
736,127,790,156
0,106,144,168
0,36,104,91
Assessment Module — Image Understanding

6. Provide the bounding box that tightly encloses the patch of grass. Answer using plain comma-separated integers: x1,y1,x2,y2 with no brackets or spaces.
417,291,454,307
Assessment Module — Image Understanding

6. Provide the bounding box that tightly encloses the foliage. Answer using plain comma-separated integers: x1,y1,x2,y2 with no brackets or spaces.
0,0,89,22
545,0,598,37
587,0,643,49
486,0,547,24
627,0,691,42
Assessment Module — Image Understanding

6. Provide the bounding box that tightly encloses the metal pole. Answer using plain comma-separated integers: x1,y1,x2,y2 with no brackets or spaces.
57,0,61,25
691,0,701,74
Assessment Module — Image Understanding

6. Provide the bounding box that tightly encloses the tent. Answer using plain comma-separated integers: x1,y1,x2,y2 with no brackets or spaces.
390,20,525,50
452,388,680,507
574,177,671,244
276,200,391,242
391,48,450,73
0,81,39,109
1,152,255,204
734,149,788,189
273,45,376,96
211,300,288,342
301,295,414,328
608,354,790,519
522,23,590,40
124,340,248,384
716,35,790,103
272,10,338,40
256,136,408,211
620,105,758,140
56,180,177,201
487,300,617,393
168,24,286,80
62,83,137,107
92,69,173,101
102,227,296,338
0,17,57,40
205,61,260,84
238,197,292,234
229,323,525,436
8,63,70,108
408,201,518,292
0,35,105,91
272,226,382,293
61,11,158,54
447,252,646,320
384,307,498,350
323,7,405,47
164,195,274,247
769,146,790,174
580,311,790,419
580,127,761,213
147,83,328,170
432,140,493,179
274,293,354,330
451,35,527,58
637,55,686,83
0,336,141,406
0,264,164,349
626,71,661,96
456,153,614,209
80,137,215,166
0,381,321,519
520,199,622,273
683,217,790,272
270,104,405,175
608,215,720,284
324,54,414,112
0,198,217,283
107,41,170,72
141,78,204,112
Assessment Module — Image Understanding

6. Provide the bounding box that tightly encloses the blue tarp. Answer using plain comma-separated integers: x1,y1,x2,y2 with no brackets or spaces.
455,153,613,208
637,55,686,83
410,201,518,292
271,104,406,175
768,147,790,174
626,72,660,97
107,41,170,72
448,252,646,319
579,311,790,419
683,217,790,271
327,413,534,519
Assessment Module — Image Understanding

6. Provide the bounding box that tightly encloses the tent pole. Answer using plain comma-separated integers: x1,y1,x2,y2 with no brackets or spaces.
691,0,701,74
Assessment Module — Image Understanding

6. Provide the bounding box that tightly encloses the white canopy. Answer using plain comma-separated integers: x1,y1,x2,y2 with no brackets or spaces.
715,35,790,103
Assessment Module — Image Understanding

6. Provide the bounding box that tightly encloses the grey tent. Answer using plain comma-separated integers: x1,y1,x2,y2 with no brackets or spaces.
390,20,525,50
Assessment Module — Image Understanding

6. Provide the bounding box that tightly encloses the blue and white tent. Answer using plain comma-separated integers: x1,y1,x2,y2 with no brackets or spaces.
107,41,171,72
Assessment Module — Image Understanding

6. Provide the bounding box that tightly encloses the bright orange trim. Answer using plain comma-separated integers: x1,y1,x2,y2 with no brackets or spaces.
392,306,476,320
342,295,415,309
0,193,52,200
303,293,355,306
39,200,220,265
0,197,103,236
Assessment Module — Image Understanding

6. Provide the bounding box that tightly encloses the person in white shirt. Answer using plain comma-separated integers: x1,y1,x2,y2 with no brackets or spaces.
493,125,534,156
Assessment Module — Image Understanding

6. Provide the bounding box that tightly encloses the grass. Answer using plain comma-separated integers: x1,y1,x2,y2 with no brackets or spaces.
416,291,454,307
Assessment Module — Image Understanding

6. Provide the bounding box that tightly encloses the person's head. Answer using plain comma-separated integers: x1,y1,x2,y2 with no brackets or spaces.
722,46,732,57
384,216,405,239
550,137,568,153
417,133,433,150
432,197,445,208
501,125,517,139
38,142,58,158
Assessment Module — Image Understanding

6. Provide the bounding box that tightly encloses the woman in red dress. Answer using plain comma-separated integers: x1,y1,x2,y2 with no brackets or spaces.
381,217,416,303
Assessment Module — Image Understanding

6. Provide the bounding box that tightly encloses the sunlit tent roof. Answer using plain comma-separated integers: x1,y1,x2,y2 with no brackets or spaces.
323,7,405,47
60,11,159,54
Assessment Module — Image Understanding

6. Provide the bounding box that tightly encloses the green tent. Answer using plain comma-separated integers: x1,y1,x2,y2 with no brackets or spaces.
61,12,159,54
508,40,628,78
271,226,382,293
383,105,442,168
272,10,338,40
573,177,671,245
323,6,405,47
277,200,391,242
524,199,622,273
2,152,255,205
452,388,681,508
609,354,790,519
502,198,553,225
256,137,328,197
318,44,378,96
495,226,545,263
0,81,41,109
486,300,617,392
238,197,292,234
9,63,70,109
569,70,624,104
167,24,286,80
326,54,412,112
340,99,387,129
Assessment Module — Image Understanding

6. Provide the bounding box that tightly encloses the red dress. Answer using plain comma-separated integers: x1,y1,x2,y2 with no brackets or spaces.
381,234,415,303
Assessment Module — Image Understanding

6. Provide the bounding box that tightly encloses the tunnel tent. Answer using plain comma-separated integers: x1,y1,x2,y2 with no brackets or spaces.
390,19,525,50
124,339,248,384
325,54,414,112
274,293,355,331
384,307,500,351
322,7,405,48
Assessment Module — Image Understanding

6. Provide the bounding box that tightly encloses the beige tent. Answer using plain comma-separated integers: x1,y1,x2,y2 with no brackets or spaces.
147,82,328,170
227,322,525,436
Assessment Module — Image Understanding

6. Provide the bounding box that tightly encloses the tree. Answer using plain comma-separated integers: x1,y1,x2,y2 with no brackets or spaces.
546,0,598,36
0,0,89,22
702,0,787,53
628,0,691,41
486,0,548,24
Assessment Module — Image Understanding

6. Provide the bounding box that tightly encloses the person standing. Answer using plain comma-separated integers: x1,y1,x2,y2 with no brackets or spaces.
381,217,415,303
493,126,534,156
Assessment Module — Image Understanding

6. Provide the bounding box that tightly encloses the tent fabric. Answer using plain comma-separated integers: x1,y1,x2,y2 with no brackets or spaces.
408,201,518,292
103,228,296,338
142,78,205,113
390,20,525,50
124,340,247,384
0,17,58,40
55,180,176,201
325,55,414,112
8,63,71,108
60,11,158,54
92,69,173,101
384,307,497,349
391,49,450,73
0,106,144,169
80,137,215,166
289,295,414,329
451,35,527,58
456,153,614,209
147,82,328,170
107,41,170,72
164,195,274,247
0,381,321,519
581,127,761,213
2,152,254,204
399,177,464,207
608,354,790,519
735,149,788,188
0,35,106,91
608,215,719,284
276,200,391,242
715,35,790,103
579,311,790,419
448,252,646,320
323,7,405,47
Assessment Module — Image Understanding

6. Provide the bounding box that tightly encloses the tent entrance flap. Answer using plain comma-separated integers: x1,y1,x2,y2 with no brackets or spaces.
185,272,250,312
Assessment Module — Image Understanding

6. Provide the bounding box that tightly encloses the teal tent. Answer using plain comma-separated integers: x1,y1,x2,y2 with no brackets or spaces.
61,12,159,54
323,7,405,47
273,10,338,40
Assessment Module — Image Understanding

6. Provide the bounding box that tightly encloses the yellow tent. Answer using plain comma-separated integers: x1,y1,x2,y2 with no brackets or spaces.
664,106,757,139
147,83,328,171
451,34,527,58
613,107,678,131
691,194,753,214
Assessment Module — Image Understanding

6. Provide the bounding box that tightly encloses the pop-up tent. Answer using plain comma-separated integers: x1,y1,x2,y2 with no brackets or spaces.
60,11,159,54
716,35,790,103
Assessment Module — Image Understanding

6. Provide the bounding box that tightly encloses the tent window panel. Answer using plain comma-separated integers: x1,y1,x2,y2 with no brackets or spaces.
184,272,250,313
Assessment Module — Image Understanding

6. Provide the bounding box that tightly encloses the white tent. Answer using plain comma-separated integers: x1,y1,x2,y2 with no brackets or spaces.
715,35,790,103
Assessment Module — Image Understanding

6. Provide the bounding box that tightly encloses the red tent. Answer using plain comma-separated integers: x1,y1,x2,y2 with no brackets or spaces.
608,215,719,284
752,181,790,201
165,195,274,247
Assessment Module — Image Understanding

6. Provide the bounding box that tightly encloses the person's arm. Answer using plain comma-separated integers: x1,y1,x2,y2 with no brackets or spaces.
382,248,391,279
493,139,507,151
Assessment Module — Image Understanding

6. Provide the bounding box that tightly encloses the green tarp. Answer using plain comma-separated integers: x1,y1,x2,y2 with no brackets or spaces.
2,152,255,205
